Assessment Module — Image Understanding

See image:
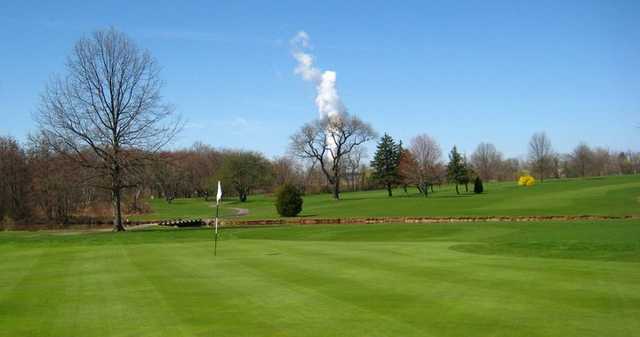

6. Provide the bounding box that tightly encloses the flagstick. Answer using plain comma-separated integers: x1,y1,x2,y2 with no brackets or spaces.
214,180,223,256
214,201,219,256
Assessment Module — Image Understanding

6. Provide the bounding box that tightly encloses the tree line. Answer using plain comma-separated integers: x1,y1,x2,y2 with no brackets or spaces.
2,129,638,227
365,131,640,197
1,27,638,230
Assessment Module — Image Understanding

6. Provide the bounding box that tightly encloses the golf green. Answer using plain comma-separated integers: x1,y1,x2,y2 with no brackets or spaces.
1,220,639,336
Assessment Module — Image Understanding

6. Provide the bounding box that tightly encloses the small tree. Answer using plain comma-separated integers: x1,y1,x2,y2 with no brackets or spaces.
568,143,593,177
470,142,503,181
275,184,303,217
405,134,443,197
473,177,484,194
219,151,272,202
371,134,402,197
447,146,468,194
528,132,554,182
397,148,415,194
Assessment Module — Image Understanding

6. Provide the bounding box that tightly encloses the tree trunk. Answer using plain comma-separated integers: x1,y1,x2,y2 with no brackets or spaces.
132,187,142,212
455,184,459,195
112,188,125,232
465,183,469,192
387,183,393,197
331,166,341,200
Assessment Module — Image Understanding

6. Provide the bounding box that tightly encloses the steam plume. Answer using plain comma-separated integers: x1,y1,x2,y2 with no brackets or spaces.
291,31,345,118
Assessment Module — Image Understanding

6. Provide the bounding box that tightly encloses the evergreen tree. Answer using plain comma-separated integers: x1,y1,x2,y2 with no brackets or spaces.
447,146,468,195
275,183,303,217
371,133,402,196
473,176,484,194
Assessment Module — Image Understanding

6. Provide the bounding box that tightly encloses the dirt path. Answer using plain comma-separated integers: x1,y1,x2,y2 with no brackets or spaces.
208,203,249,217
228,207,249,217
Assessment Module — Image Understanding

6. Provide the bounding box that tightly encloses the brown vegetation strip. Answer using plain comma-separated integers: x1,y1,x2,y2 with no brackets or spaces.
220,215,639,227
6,215,637,231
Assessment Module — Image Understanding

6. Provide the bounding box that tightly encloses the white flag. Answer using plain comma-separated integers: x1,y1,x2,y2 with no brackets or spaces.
216,181,222,205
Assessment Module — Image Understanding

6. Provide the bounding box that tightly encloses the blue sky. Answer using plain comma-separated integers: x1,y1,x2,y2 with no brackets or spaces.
1,0,639,159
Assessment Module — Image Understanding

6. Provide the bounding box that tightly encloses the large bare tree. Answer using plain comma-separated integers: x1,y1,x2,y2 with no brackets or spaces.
528,132,554,182
37,28,180,231
290,113,376,199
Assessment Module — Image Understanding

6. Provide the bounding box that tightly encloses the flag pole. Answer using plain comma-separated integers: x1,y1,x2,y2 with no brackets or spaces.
214,181,222,256
214,202,219,256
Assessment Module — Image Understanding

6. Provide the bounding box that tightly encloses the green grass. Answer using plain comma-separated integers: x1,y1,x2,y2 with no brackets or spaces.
132,175,640,221
1,220,639,336
131,198,237,221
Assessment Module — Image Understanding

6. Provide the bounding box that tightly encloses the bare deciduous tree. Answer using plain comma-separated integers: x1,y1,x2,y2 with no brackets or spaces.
528,132,554,182
406,134,442,196
27,134,89,223
344,146,367,192
470,142,502,181
37,28,181,231
568,143,593,177
0,136,31,223
498,158,520,181
290,113,376,199
272,156,304,188
592,147,613,176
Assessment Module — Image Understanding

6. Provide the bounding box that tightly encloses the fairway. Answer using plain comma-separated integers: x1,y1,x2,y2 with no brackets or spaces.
1,220,639,337
132,175,640,221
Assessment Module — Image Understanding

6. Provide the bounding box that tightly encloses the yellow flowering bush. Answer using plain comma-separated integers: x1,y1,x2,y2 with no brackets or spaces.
518,175,536,186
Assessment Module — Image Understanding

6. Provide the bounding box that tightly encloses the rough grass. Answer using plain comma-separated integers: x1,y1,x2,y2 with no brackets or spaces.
132,175,640,221
1,220,639,336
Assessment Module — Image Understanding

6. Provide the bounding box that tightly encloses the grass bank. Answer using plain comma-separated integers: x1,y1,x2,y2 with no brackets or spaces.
132,175,640,221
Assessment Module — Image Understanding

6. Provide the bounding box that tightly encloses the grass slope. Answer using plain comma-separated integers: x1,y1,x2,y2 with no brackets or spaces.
1,220,639,336
133,175,640,221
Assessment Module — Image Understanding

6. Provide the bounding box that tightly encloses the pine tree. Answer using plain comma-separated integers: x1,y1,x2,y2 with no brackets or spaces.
447,146,468,195
371,134,402,197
